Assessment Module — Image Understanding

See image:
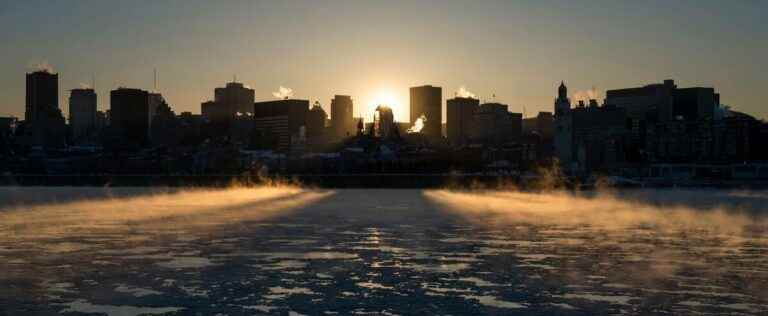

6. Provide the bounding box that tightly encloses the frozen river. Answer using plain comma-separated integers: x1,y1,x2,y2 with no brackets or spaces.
1,187,767,315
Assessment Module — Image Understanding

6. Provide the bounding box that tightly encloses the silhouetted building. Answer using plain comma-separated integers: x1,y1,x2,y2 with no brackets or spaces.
554,81,574,167
447,97,479,144
410,85,442,137
25,70,58,123
470,103,521,144
69,88,97,140
306,102,328,138
672,87,719,121
571,103,628,172
373,105,395,138
110,88,151,147
215,81,255,115
253,99,309,152
23,70,66,148
0,117,17,137
331,95,354,139
95,111,107,129
605,79,676,123
150,95,179,147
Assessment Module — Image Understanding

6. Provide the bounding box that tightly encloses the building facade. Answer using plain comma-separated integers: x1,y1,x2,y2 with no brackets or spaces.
69,88,98,141
446,97,479,144
409,85,442,138
330,95,354,139
110,88,151,147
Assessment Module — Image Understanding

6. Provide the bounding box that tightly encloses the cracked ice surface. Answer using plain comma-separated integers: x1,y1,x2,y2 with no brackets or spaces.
1,187,768,315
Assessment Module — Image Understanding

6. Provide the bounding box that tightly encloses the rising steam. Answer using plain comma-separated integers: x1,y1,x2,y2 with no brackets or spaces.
407,114,427,133
0,186,333,239
572,87,601,104
27,60,55,73
272,86,294,99
456,86,476,99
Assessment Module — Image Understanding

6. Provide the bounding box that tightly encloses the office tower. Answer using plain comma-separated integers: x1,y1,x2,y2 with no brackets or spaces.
409,85,442,138
215,81,255,115
69,88,97,140
253,99,309,152
373,105,395,138
306,102,328,138
110,88,151,147
447,96,479,144
331,95,354,139
23,70,66,148
25,70,59,122
470,102,520,144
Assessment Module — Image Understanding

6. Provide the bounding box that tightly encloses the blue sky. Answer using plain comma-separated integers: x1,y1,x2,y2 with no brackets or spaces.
1,0,766,122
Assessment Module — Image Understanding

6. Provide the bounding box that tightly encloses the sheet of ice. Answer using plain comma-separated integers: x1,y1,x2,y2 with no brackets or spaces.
60,299,183,316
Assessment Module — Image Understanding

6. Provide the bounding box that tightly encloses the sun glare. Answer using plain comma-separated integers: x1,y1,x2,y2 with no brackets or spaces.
366,89,407,122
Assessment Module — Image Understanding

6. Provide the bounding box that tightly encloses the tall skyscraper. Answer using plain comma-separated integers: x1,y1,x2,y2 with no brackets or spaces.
330,95,354,139
306,102,328,138
253,99,309,152
554,81,574,167
69,88,97,140
110,88,151,147
447,96,479,144
215,81,255,115
373,105,395,138
409,85,442,138
25,70,59,122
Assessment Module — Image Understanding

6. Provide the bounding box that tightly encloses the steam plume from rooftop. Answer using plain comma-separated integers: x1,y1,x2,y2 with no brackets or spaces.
272,86,294,99
407,114,427,133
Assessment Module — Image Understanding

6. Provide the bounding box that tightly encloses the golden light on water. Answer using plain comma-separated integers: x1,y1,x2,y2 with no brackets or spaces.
423,189,763,234
0,186,334,240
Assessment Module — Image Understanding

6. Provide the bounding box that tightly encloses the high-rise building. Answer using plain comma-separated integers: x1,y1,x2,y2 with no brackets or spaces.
469,103,520,144
253,99,309,152
554,81,574,167
26,70,59,122
110,88,151,147
604,79,677,123
306,102,328,138
22,70,66,148
409,85,442,138
69,88,97,140
447,97,479,144
331,95,354,139
215,82,255,115
373,105,395,138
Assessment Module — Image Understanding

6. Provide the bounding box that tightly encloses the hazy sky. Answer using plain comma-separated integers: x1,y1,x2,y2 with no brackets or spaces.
1,0,766,122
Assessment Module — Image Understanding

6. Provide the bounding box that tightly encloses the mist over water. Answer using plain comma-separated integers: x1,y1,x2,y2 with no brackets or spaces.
1,186,767,315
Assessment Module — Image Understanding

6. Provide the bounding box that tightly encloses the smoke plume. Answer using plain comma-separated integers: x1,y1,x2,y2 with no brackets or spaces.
272,86,294,99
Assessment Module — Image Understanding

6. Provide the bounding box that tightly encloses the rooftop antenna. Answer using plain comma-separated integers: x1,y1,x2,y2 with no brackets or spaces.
233,74,237,83
92,74,96,91
153,68,158,92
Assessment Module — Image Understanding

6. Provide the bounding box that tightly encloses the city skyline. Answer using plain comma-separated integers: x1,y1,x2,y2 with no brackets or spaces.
1,0,767,122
